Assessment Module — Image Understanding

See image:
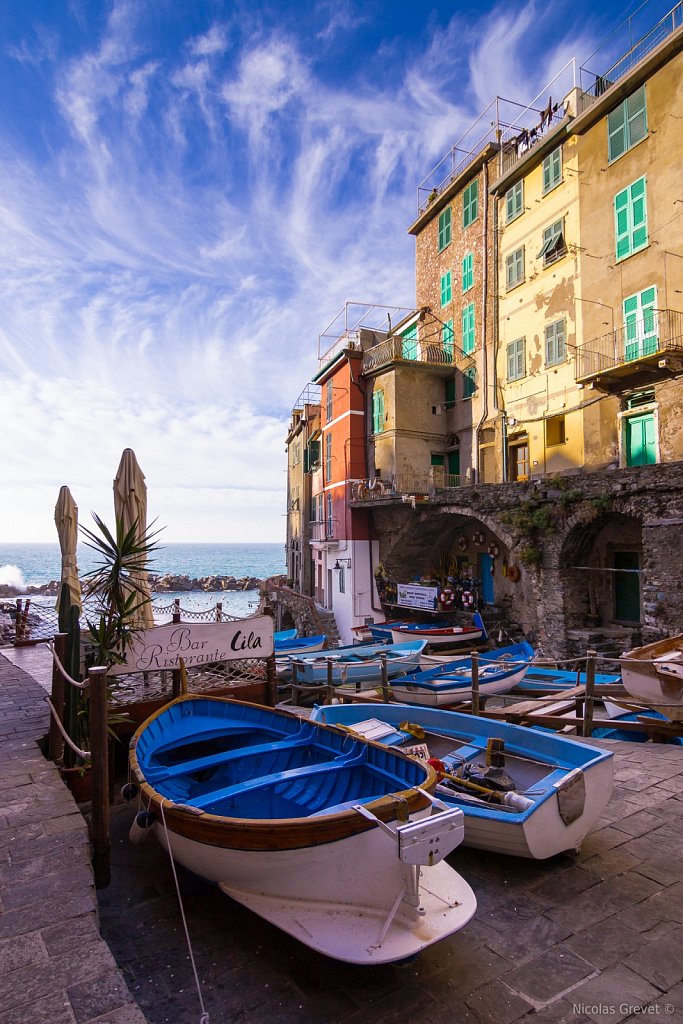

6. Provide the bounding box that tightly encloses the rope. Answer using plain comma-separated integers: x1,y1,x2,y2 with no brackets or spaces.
47,641,88,689
44,696,91,760
159,800,210,1024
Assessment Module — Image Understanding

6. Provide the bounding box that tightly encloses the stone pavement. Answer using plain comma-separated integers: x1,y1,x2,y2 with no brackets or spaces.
0,651,149,1024
2,648,683,1024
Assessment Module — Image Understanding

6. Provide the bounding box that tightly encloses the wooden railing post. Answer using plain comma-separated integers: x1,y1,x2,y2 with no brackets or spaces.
471,650,480,716
326,658,334,704
49,633,68,762
583,650,597,738
380,653,390,703
88,665,110,889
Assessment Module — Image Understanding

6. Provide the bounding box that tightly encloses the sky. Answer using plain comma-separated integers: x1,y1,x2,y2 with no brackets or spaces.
0,0,672,543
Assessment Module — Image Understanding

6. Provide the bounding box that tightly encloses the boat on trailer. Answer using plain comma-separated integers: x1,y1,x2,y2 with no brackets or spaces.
391,613,487,649
391,643,534,706
129,696,477,964
292,640,427,685
310,703,614,859
621,634,683,721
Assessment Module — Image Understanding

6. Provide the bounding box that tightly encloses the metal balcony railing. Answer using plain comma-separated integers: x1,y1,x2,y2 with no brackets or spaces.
362,335,470,374
310,519,339,541
575,309,683,381
350,471,468,503
580,3,683,100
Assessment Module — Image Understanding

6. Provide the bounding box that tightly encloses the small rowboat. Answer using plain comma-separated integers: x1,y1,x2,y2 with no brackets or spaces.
391,643,534,706
275,633,327,660
129,696,476,964
274,629,299,645
511,665,621,695
391,613,487,648
293,640,427,685
621,634,683,721
311,703,614,859
365,620,449,642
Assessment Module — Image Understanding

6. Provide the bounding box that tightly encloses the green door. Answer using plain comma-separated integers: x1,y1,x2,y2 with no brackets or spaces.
447,450,460,484
614,551,641,622
623,287,657,361
625,413,656,466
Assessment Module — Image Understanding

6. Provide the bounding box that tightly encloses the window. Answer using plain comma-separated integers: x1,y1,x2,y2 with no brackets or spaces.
463,365,477,399
309,495,317,522
325,432,332,480
545,318,566,365
608,85,647,162
338,565,345,593
326,493,333,535
463,179,478,227
440,270,452,307
430,453,445,467
615,177,648,261
442,319,454,360
506,180,523,222
462,303,475,354
506,247,525,290
546,415,566,447
445,377,456,408
438,207,452,251
623,286,658,360
538,219,566,268
508,438,529,481
307,438,320,470
462,252,473,292
317,493,323,523
326,380,333,420
542,147,562,194
401,323,418,360
507,338,525,381
372,389,385,434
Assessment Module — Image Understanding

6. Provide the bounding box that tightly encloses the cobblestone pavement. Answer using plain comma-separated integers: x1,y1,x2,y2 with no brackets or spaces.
0,652,148,1024
3,648,683,1024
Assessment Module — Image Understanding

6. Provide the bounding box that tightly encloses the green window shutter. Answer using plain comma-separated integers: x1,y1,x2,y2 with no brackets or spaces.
431,453,445,467
507,338,525,380
542,147,562,193
303,448,309,473
627,86,647,147
623,286,658,360
462,303,475,354
630,177,647,252
309,439,320,466
545,319,565,365
438,207,452,251
614,187,632,260
463,366,476,398
401,323,418,360
608,102,627,162
507,343,516,380
443,319,454,359
506,181,522,222
445,377,456,407
462,253,473,292
463,180,478,227
372,390,385,433
440,271,452,307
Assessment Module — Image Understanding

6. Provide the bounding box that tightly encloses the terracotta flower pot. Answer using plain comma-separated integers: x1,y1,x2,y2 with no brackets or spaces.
60,764,93,803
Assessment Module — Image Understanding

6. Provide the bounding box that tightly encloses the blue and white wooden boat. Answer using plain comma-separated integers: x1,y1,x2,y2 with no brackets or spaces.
365,620,449,642
294,640,427,685
512,665,621,695
621,633,683,721
274,628,299,646
129,696,476,964
391,643,534,706
311,703,614,859
275,633,327,660
391,613,487,648
593,708,683,745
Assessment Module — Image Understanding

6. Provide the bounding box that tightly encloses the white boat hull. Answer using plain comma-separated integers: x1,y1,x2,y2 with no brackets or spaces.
153,813,476,964
390,664,528,706
621,635,683,721
391,628,485,648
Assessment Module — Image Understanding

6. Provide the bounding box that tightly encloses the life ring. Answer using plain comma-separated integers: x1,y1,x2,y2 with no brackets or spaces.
488,543,499,558
457,536,467,551
355,482,368,499
508,565,521,583
462,590,473,606
439,588,455,610
473,532,485,546
369,479,385,496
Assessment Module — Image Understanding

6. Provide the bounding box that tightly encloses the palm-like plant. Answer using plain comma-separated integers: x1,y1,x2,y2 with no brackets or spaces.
80,512,162,667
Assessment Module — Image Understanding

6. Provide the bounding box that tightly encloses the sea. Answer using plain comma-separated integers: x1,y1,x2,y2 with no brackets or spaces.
0,542,285,621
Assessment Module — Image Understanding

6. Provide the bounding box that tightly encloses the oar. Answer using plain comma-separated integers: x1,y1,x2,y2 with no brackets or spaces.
427,758,535,811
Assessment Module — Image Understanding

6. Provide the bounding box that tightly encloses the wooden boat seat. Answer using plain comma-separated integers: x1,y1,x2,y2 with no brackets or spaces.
149,735,315,784
186,744,373,810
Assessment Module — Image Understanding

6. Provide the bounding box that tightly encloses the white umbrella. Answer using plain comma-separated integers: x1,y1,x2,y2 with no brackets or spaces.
55,485,82,613
113,449,154,629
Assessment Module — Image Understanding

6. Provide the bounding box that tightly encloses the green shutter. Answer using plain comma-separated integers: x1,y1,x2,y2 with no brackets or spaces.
431,453,445,467
438,207,451,251
608,102,627,162
463,366,476,398
463,180,478,227
630,177,647,252
628,86,647,147
443,319,454,359
303,448,309,473
461,252,473,292
440,271,452,307
614,187,631,260
507,343,516,380
624,286,658,360
462,303,475,354
372,390,385,433
445,378,456,407
401,323,418,360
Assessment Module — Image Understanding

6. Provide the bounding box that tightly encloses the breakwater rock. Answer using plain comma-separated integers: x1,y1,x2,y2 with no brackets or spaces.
0,575,263,599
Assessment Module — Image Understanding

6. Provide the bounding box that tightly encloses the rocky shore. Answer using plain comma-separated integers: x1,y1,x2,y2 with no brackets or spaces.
0,574,263,599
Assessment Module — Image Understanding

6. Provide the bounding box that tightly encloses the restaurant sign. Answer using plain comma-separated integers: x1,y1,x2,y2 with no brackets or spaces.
396,583,439,611
109,616,274,676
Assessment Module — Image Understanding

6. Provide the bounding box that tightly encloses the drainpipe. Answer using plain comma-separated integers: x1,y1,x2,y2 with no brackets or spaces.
474,160,490,481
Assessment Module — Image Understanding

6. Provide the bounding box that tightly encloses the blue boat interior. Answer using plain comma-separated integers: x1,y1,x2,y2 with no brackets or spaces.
135,699,428,820
311,702,612,823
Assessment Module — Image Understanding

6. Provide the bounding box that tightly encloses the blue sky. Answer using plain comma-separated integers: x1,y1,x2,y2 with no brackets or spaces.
0,0,671,542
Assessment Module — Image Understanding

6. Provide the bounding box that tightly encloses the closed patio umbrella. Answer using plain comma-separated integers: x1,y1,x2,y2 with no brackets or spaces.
113,448,154,629
55,485,82,613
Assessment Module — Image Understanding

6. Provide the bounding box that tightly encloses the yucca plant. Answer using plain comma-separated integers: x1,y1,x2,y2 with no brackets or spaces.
80,512,162,668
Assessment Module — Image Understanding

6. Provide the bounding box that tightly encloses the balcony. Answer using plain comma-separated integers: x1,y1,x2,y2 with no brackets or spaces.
575,309,683,392
350,471,468,504
362,335,471,376
310,519,340,542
